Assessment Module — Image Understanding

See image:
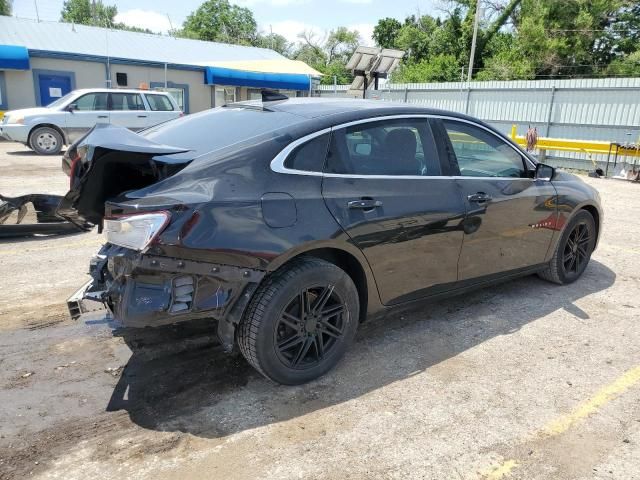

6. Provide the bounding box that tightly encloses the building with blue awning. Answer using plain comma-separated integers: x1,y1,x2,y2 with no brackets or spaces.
0,16,321,114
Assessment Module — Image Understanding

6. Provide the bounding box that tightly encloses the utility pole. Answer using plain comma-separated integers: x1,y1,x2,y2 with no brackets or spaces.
467,0,481,82
270,24,274,49
33,0,40,22
167,14,174,36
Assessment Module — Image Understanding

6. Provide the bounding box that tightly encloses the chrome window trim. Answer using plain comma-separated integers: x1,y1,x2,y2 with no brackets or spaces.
270,127,330,177
269,114,536,178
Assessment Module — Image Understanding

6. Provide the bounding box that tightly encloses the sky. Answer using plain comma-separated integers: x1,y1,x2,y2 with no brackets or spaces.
13,0,439,46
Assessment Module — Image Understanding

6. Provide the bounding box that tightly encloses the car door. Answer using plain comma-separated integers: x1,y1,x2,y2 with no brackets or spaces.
143,93,180,126
321,116,467,306
109,92,148,131
432,117,558,281
64,92,110,143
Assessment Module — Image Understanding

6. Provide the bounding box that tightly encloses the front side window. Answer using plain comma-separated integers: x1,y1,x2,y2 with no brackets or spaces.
110,93,145,111
326,118,441,176
74,93,108,111
443,120,526,178
145,94,174,111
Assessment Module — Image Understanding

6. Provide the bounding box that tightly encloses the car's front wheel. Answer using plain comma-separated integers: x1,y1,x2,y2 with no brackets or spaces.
538,210,596,285
29,126,63,155
238,257,359,385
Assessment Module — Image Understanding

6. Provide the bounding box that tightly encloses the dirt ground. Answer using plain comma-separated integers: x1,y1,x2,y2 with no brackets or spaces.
1,141,639,480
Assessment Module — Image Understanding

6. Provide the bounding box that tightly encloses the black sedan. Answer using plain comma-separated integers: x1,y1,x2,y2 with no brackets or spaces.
61,97,602,385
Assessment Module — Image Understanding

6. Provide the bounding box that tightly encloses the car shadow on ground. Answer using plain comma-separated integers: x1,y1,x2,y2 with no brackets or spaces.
105,260,615,438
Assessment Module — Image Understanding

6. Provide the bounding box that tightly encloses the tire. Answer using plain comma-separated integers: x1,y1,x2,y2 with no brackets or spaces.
29,126,63,155
238,257,359,385
538,210,596,285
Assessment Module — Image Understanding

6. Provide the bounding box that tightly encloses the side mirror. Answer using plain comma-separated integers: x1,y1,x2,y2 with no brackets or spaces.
66,103,77,112
535,163,555,181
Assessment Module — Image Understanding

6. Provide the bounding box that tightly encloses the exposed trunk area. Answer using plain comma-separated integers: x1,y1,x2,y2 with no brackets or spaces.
56,124,192,226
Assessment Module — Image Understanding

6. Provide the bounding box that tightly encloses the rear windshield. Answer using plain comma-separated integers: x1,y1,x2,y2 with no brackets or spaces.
141,107,301,157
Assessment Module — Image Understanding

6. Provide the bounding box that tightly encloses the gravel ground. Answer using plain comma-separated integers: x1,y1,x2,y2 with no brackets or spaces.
0,142,639,480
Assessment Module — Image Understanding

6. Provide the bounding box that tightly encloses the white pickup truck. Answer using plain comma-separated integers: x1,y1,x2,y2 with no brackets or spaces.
0,88,182,155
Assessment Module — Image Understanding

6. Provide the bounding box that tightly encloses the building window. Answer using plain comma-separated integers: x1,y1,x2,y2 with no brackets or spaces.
164,87,185,111
116,72,128,87
149,81,189,113
215,86,236,106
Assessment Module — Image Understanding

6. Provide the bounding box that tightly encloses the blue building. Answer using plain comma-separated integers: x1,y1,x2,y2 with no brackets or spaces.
0,16,321,114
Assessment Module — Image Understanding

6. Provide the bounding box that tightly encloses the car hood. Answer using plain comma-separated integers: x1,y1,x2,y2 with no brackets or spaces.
5,107,54,119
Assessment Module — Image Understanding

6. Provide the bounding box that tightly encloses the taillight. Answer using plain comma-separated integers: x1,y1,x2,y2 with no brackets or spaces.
104,212,170,251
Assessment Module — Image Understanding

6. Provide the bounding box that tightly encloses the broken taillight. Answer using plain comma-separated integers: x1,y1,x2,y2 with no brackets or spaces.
104,211,170,251
69,153,81,188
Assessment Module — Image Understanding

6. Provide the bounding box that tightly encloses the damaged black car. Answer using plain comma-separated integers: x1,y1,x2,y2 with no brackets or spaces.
62,97,602,385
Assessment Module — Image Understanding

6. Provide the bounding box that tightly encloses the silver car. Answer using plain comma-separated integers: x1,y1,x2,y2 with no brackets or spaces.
0,88,182,155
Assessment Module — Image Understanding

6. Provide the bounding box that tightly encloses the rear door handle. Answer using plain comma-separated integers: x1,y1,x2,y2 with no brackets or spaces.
467,193,492,203
137,115,148,118
348,199,383,210
97,115,108,118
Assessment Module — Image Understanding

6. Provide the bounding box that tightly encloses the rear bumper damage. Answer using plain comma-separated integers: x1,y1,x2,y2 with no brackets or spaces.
0,193,88,238
68,244,265,350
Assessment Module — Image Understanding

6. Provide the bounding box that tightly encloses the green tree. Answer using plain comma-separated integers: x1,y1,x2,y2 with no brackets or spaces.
180,0,257,45
255,33,292,57
0,0,11,16
393,54,461,83
61,0,117,27
373,18,402,48
60,0,154,32
293,27,361,84
606,50,640,76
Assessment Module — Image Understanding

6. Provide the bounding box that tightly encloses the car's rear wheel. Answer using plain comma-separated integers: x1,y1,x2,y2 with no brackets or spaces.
29,126,63,155
238,257,359,385
538,210,596,285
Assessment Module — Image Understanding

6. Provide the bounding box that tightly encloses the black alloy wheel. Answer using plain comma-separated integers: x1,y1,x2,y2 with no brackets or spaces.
238,257,359,385
562,222,591,277
538,210,596,285
274,285,346,370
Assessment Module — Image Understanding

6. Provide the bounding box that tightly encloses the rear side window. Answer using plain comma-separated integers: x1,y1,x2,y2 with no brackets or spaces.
284,133,329,172
145,94,174,111
326,118,441,176
110,93,145,111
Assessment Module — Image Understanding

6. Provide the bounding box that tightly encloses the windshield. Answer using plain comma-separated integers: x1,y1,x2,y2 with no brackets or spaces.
46,92,76,109
141,107,302,158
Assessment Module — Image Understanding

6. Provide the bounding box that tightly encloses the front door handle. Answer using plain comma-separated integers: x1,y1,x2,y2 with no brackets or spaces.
137,115,148,118
348,199,383,210
97,115,108,119
467,192,492,203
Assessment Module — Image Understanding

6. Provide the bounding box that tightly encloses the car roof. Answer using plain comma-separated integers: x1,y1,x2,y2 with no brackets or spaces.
239,97,472,122
71,88,171,95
